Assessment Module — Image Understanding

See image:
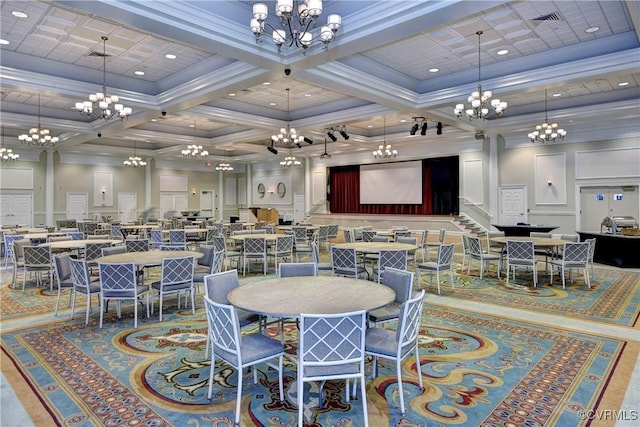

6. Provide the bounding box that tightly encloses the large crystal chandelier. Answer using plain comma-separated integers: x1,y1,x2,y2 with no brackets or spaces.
251,0,341,52
454,31,507,120
18,94,59,146
75,36,132,121
372,118,397,159
528,89,567,143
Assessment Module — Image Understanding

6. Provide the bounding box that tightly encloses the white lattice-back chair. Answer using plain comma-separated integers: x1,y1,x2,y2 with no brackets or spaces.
69,258,100,326
549,242,591,289
298,310,368,426
368,267,414,327
151,256,195,320
331,246,368,279
168,230,186,249
373,249,408,283
53,253,74,316
585,238,597,281
126,239,149,252
417,242,455,294
312,242,333,273
150,229,164,249
426,228,446,260
242,237,267,275
22,246,53,292
98,261,150,328
505,240,538,286
267,234,294,269
467,236,501,279
204,296,284,426
365,289,425,415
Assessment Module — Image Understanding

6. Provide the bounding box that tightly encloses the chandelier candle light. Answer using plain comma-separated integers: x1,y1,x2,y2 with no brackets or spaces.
528,89,567,143
454,31,507,120
123,142,146,167
373,118,397,159
1,126,19,161
251,0,341,52
182,122,209,158
271,88,308,151
280,153,301,167
216,151,233,171
75,36,132,121
18,94,59,146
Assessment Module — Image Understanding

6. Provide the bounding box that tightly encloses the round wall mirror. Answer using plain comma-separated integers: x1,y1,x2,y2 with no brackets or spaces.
257,183,265,198
277,182,286,198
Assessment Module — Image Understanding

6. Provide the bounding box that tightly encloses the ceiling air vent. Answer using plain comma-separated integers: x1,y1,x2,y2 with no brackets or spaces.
532,12,563,22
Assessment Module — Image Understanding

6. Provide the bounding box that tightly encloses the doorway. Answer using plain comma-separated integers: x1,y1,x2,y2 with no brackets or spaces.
0,193,33,227
66,193,88,222
294,193,305,224
200,190,215,219
118,192,138,223
580,186,639,231
498,185,527,225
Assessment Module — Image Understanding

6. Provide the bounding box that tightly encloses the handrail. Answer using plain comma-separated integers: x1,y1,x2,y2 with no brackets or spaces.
458,196,492,219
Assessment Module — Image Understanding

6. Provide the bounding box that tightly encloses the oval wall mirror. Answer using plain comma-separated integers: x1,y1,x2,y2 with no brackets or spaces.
257,183,265,198
277,182,286,198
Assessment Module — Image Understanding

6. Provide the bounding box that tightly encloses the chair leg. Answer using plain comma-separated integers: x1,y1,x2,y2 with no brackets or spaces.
397,356,406,415
360,375,369,426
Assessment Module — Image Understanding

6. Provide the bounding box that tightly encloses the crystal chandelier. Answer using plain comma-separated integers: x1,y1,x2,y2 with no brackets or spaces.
372,118,397,159
182,122,209,158
528,89,567,143
270,88,307,149
123,142,146,167
454,31,507,120
75,36,132,121
216,151,233,171
280,153,301,167
18,94,59,146
1,126,19,161
251,0,341,52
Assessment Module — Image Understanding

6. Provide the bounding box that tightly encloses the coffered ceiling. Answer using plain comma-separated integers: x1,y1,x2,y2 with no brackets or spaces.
1,1,639,167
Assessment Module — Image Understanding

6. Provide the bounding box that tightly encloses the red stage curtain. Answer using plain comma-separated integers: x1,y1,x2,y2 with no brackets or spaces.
330,160,433,214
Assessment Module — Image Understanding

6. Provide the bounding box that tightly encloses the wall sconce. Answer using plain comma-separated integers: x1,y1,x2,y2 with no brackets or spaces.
191,188,197,195
267,187,275,195
547,180,553,186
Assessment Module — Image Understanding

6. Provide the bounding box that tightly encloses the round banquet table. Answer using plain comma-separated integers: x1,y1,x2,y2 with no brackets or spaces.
229,233,286,241
94,250,203,267
333,241,418,253
228,276,395,318
490,236,567,248
39,238,122,250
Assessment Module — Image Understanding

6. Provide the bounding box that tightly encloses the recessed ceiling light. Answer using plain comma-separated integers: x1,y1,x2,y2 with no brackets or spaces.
134,70,145,76
12,11,28,18
189,124,195,127
585,26,600,33
304,93,312,97
0,39,9,45
497,49,509,56
151,118,157,122
429,68,439,73
618,82,629,87
552,93,562,97
399,119,406,123
228,93,236,97
165,53,176,59
269,102,277,106
367,125,373,128
262,82,271,86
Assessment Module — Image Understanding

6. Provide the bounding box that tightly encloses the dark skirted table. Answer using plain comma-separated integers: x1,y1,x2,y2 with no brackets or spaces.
491,224,559,237
577,231,640,268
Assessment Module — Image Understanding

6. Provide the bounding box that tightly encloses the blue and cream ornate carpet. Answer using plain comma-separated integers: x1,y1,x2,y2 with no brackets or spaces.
2,301,637,426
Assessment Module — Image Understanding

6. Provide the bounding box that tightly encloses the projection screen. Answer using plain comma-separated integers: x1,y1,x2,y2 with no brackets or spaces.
360,161,423,204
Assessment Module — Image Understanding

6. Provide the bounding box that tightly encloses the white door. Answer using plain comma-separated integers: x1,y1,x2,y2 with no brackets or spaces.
159,192,189,219
294,193,305,223
200,190,215,218
499,186,527,225
66,193,88,222
0,194,33,227
118,192,137,223
580,186,639,231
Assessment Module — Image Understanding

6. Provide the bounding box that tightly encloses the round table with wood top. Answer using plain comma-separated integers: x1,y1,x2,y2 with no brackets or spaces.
228,276,395,318
489,236,566,248
39,238,122,250
94,250,203,267
333,241,418,253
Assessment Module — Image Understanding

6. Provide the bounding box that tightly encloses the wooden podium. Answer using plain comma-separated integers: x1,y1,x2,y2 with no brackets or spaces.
256,208,279,224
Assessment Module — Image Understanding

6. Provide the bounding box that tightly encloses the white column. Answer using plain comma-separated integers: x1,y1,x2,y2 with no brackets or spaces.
305,157,311,216
487,133,498,223
246,164,252,207
46,149,54,226
217,171,224,221
145,159,151,211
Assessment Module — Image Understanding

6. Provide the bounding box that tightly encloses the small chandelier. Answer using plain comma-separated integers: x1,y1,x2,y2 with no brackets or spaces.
75,36,132,121
528,89,567,143
271,88,306,148
182,121,209,158
1,126,19,161
216,151,233,171
372,118,397,159
18,94,59,146
280,153,301,167
454,31,507,120
123,142,146,167
251,0,341,53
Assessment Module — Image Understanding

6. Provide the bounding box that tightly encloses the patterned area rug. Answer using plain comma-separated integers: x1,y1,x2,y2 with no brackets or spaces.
422,267,640,327
1,302,636,426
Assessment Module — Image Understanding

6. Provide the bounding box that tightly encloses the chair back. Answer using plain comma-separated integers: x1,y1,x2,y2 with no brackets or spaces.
23,245,52,267
343,228,355,243
85,242,111,262
210,250,225,275
461,234,470,255
276,234,294,253
263,224,275,234
204,269,239,304
204,229,218,245
362,230,377,242
243,237,266,257
299,310,366,378
438,228,446,243
467,236,483,256
98,262,138,297
110,225,124,240
204,296,242,365
562,242,590,263
3,235,22,259
560,234,579,242
393,230,411,241
311,242,321,264
378,249,408,273
327,224,339,239
585,238,596,261
530,232,552,238
11,238,30,261
253,221,266,230
330,246,358,277
436,243,455,266
48,235,72,243
212,235,227,254
382,267,414,304
396,236,417,246
168,230,186,245
506,240,535,262
160,256,195,287
69,258,91,292
279,262,318,277
101,245,126,257
291,226,308,243
396,289,425,347
318,225,331,241
150,229,164,248
126,239,149,252
229,223,244,235
197,245,215,267
67,231,84,240
371,234,390,242
53,253,72,286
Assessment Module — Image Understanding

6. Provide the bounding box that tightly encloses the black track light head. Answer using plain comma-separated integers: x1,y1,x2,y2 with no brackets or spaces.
267,144,278,155
295,142,302,148
303,137,313,145
339,126,349,140
437,122,443,135
420,121,428,135
327,129,337,142
409,122,419,135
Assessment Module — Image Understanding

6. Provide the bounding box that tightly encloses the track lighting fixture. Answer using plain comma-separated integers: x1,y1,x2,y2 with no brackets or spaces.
327,129,337,142
267,142,278,155
303,137,313,145
437,122,443,135
410,122,419,135
410,117,427,136
420,121,428,135
339,126,349,140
